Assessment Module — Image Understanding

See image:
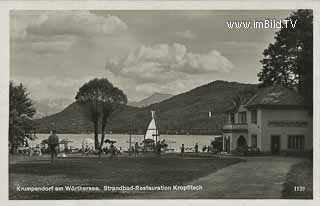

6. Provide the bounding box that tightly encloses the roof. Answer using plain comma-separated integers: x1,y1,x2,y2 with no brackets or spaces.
245,85,306,109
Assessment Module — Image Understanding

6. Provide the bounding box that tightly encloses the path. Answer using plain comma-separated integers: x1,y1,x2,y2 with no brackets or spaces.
138,156,302,199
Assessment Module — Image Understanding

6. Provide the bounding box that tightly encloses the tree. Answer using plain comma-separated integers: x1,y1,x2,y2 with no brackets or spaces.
258,10,313,113
230,87,257,109
9,81,36,154
75,78,127,155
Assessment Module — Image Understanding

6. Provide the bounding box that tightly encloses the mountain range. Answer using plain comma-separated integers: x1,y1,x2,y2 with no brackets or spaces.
128,93,173,108
33,93,172,118
33,81,258,135
33,98,73,119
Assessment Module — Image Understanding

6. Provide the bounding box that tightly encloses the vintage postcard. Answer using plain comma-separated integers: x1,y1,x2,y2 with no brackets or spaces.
2,1,317,202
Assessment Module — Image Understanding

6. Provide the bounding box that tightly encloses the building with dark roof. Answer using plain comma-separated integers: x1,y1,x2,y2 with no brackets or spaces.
222,85,312,154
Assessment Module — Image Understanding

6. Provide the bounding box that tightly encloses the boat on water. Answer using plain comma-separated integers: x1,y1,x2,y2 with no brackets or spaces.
144,110,159,141
142,110,159,152
142,110,176,153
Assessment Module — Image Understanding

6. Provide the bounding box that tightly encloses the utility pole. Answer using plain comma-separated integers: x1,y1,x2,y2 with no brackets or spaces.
208,105,214,135
129,120,132,156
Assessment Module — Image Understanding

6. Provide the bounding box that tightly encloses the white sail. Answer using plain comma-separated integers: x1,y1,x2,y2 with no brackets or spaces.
145,110,158,141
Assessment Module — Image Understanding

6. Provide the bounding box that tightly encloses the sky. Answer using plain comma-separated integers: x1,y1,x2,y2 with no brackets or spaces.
10,10,294,103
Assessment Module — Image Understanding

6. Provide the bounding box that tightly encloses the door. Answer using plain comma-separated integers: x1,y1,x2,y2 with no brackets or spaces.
271,135,280,155
225,137,230,153
237,136,247,149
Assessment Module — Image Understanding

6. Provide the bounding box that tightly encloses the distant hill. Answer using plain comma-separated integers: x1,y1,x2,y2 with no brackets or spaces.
128,93,173,108
33,81,258,135
33,98,73,118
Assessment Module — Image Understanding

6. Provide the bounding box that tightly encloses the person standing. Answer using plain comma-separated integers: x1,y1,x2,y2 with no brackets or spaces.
195,142,199,154
156,140,161,157
134,142,139,157
110,143,115,159
181,144,185,158
48,130,59,164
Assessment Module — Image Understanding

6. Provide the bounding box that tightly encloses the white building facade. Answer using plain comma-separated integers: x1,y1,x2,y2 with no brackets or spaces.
222,85,312,154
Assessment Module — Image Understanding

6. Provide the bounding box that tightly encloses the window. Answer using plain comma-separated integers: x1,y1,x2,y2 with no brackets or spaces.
251,135,257,147
230,113,235,124
223,116,228,124
224,114,235,124
251,110,257,123
288,135,305,149
238,112,247,124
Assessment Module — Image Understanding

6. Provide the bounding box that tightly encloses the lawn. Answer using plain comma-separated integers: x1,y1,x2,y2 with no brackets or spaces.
281,158,313,199
9,154,242,199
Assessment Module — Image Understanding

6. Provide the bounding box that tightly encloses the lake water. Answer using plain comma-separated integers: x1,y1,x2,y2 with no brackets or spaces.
30,134,219,152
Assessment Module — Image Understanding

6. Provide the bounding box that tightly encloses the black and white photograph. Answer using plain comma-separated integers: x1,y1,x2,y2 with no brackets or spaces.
8,9,313,200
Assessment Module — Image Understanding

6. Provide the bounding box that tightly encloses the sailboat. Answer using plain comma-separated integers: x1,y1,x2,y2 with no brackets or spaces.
143,110,174,153
143,110,159,152
144,110,158,142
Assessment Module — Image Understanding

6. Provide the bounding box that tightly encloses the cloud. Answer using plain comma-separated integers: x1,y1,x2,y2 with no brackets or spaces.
106,43,234,83
104,43,234,100
11,75,98,101
11,11,128,55
25,11,128,38
176,30,196,39
30,39,74,54
10,12,140,104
